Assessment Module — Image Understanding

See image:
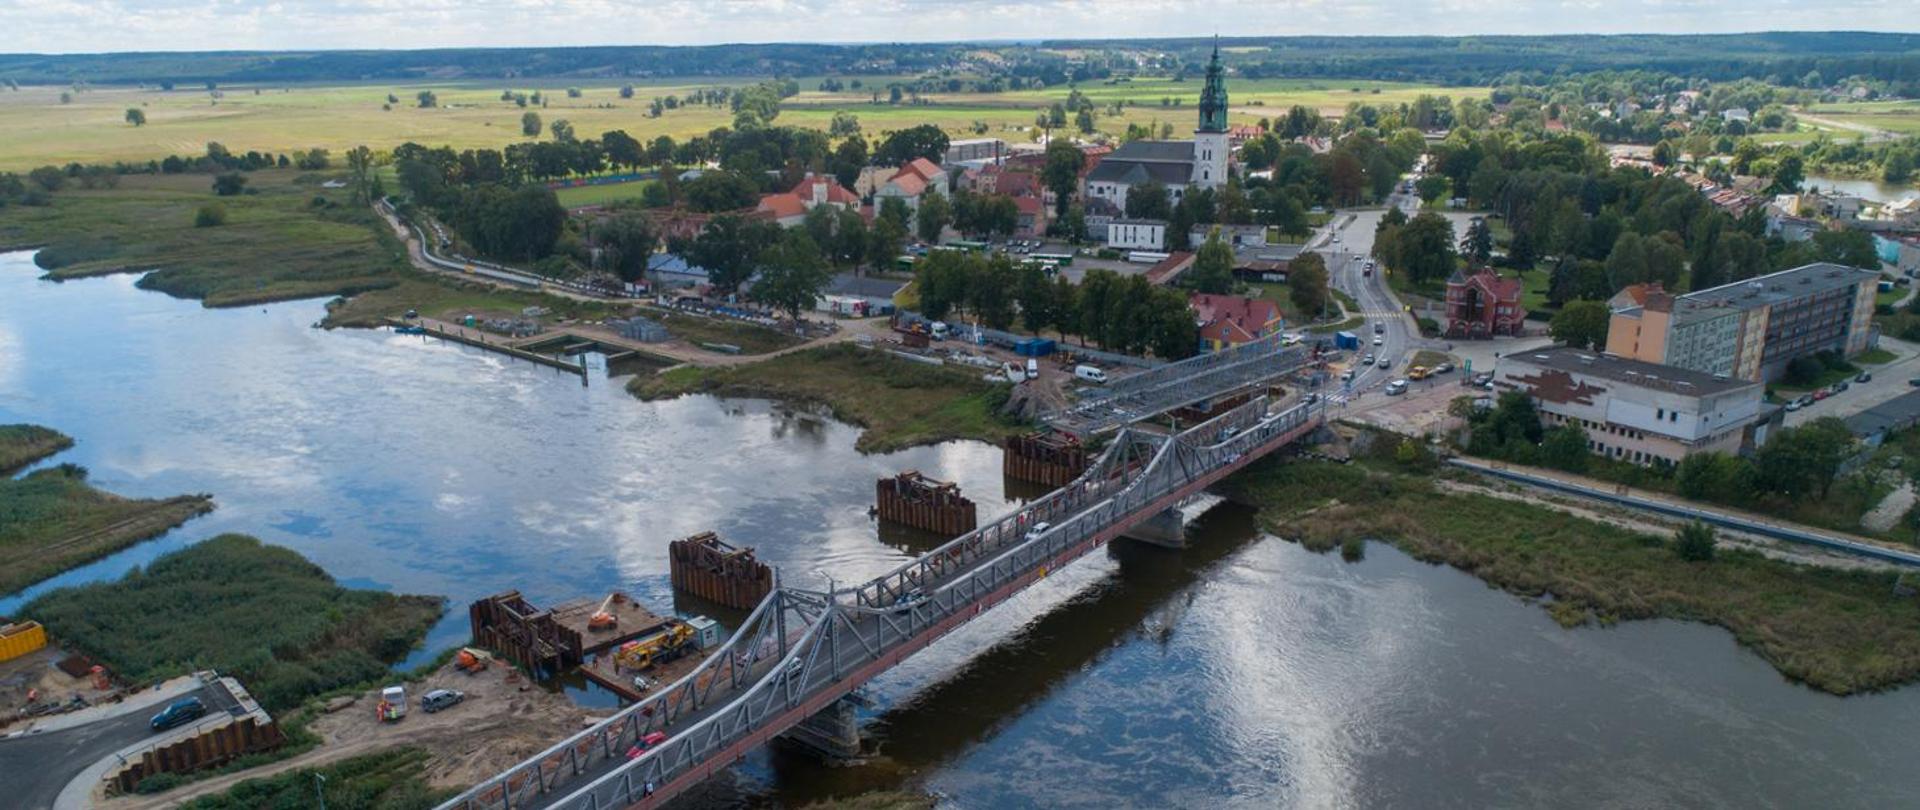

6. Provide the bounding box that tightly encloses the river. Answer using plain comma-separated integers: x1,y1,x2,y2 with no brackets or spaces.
3,250,1919,808
1802,174,1919,204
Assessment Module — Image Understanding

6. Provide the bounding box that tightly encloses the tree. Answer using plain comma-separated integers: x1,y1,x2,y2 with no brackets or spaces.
1125,180,1171,221
1539,424,1590,473
1605,231,1650,290
1673,521,1716,562
1460,218,1493,266
549,119,575,143
873,125,949,166
1286,252,1330,320
124,108,146,127
416,90,437,108
521,112,542,137
601,130,643,172
1397,212,1457,283
1414,174,1449,205
1016,262,1057,334
916,191,952,244
1768,154,1805,194
681,170,759,213
211,172,247,196
828,111,861,139
596,212,658,283
753,231,832,319
1676,452,1755,506
1041,140,1085,220
619,84,635,99
1810,229,1880,270
689,214,782,293
1188,229,1235,294
345,145,374,204
1549,300,1610,349
1755,417,1854,499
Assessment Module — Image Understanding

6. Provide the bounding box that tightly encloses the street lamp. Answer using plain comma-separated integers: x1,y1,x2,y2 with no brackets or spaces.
315,773,327,810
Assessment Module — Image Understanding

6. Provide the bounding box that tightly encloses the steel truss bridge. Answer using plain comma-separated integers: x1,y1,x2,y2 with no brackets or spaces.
440,344,1321,810
1043,332,1314,435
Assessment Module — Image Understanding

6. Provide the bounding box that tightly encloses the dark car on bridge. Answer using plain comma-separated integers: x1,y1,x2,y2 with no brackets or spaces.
150,696,207,732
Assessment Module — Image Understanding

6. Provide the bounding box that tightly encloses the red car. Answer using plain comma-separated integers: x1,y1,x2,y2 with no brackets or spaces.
626,731,670,760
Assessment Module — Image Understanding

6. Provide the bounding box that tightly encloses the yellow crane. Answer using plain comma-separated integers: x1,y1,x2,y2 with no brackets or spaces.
612,622,693,671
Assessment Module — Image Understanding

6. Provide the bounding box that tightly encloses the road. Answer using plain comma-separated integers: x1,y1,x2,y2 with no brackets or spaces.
0,686,214,810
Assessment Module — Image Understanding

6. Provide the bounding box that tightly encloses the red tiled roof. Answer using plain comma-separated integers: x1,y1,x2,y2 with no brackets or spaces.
789,175,859,205
1189,292,1282,339
887,173,928,197
1451,269,1523,302
1013,195,1043,216
1144,252,1195,285
756,193,806,220
899,157,942,182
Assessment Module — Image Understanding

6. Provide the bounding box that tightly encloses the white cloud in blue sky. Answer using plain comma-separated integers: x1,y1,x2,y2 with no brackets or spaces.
1,0,1917,53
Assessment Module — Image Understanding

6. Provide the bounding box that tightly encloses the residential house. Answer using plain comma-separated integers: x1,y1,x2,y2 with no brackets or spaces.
944,138,1006,164
757,173,860,227
874,157,950,223
1493,346,1775,467
1190,293,1283,352
1721,107,1751,124
1444,268,1528,338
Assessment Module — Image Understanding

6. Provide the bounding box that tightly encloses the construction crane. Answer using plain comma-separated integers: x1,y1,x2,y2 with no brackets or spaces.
611,621,693,671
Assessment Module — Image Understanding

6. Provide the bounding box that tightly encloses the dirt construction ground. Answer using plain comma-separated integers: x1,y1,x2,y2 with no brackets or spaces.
100,660,595,809
0,645,104,731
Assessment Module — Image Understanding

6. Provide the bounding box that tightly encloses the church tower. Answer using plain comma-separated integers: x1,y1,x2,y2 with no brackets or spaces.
1192,43,1230,189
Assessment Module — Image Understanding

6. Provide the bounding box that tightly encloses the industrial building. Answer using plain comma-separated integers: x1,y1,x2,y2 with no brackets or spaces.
1605,263,1880,382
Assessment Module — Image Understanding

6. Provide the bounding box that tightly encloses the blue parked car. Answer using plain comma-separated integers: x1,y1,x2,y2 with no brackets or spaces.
150,696,207,732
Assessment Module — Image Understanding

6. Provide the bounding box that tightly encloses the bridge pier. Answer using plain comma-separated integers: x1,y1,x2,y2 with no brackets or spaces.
777,697,864,765
1122,507,1188,549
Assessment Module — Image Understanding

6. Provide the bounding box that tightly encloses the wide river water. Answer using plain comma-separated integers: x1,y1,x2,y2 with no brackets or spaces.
3,250,1920,808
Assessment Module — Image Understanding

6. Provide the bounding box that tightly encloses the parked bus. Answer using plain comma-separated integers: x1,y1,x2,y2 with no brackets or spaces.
948,240,989,253
1126,251,1171,264
895,255,917,272
1031,252,1074,267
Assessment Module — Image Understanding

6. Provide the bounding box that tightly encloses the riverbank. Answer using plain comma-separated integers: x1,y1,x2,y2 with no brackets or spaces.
0,431,214,596
0,423,74,474
0,172,621,329
22,534,443,712
629,343,1027,452
1225,444,1920,696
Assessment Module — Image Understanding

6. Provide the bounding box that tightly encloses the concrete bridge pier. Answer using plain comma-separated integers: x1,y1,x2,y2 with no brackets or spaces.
1123,508,1189,549
778,697,864,765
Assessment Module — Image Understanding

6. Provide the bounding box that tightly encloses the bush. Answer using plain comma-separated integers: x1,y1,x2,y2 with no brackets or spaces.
1416,316,1440,336
194,203,227,227
1782,355,1824,387
1674,520,1716,562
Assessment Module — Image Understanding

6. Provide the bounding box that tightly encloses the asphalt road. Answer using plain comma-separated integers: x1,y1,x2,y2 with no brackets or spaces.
0,686,213,809
1322,191,1422,400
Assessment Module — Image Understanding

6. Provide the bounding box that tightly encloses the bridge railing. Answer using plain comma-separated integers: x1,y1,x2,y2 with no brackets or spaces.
522,400,1322,810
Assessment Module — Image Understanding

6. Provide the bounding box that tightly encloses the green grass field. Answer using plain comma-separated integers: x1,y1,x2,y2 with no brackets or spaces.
0,423,74,474
553,179,659,208
1800,100,1920,137
0,76,1486,172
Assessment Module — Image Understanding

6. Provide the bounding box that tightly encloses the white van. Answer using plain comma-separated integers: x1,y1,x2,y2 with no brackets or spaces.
929,321,950,340
1074,365,1108,384
1025,358,1039,379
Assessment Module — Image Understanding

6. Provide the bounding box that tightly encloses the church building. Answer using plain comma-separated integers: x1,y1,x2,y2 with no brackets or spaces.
1084,46,1232,212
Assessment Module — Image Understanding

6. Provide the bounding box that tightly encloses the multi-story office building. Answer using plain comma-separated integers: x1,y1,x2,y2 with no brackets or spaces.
1605,263,1879,382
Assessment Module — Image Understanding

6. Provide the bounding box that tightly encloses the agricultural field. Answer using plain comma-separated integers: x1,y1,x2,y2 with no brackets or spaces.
0,75,1484,171
1799,99,1920,136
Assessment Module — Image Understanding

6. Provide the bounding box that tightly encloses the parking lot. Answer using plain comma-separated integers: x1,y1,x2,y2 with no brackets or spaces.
1784,338,1920,427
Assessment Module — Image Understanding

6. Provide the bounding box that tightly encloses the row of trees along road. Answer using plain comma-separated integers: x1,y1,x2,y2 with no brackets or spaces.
913,250,1199,360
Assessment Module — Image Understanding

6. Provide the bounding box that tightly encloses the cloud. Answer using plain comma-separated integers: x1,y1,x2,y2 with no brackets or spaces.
1,0,1917,53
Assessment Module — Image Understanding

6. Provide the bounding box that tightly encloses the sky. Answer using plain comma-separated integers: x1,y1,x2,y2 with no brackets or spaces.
2,0,1918,54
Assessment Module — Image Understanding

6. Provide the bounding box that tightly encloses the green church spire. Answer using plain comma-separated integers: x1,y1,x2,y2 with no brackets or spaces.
1197,41,1228,134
